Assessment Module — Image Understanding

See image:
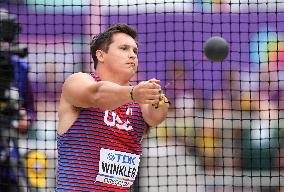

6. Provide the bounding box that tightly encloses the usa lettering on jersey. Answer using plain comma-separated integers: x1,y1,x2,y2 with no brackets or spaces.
104,108,133,131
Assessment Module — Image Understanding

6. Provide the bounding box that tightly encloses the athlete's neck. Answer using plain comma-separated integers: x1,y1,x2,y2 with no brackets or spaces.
95,68,130,86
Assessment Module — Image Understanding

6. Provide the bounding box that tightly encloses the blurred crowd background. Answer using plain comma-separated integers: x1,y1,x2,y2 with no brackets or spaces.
0,0,284,191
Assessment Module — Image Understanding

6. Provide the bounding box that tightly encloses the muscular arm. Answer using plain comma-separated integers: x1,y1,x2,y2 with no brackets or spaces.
58,74,166,134
62,72,132,110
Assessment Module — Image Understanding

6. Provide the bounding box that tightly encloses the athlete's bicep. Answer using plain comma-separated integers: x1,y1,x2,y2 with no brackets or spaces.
62,72,97,108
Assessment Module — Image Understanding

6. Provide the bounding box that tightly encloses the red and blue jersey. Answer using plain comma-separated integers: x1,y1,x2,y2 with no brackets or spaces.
56,74,146,191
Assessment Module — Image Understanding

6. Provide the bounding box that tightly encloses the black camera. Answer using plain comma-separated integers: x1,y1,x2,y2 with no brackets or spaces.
0,8,20,43
0,9,27,116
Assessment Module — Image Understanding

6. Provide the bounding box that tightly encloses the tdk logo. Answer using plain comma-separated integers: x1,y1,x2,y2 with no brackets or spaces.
107,153,136,165
107,153,115,161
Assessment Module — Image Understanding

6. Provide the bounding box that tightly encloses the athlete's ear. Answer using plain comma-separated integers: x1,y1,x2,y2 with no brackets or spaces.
96,50,105,63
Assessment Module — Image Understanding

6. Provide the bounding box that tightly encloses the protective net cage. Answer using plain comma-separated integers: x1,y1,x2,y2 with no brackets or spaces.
0,0,284,191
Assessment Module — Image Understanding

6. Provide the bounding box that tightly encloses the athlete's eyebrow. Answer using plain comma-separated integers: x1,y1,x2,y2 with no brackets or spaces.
120,44,138,52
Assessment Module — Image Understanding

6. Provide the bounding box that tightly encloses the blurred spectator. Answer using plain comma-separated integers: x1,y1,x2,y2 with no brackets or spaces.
241,95,280,170
11,54,35,131
194,91,231,171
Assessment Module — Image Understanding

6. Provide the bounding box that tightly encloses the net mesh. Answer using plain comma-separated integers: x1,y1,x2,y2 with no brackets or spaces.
0,0,284,191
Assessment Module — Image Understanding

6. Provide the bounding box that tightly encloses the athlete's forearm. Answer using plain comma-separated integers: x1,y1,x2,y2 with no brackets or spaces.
88,81,133,110
141,100,169,127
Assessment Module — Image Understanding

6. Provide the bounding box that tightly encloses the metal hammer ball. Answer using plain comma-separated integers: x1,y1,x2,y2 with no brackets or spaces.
204,36,229,62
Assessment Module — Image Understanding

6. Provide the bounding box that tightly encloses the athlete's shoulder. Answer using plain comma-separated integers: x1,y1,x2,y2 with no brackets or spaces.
66,72,94,80
63,72,96,87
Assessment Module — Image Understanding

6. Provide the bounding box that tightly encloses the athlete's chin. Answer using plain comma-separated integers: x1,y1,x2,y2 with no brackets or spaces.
116,65,136,75
126,70,136,79
124,67,137,76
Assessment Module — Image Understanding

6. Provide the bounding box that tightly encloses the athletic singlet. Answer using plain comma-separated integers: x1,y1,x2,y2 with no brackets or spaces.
56,73,146,191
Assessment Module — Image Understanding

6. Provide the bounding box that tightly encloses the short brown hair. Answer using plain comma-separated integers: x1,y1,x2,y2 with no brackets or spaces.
90,23,137,69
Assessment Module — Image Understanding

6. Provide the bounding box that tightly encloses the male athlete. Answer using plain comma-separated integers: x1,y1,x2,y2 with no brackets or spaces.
56,23,169,191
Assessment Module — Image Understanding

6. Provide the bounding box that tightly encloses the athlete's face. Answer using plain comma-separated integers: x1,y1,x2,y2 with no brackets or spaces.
98,33,138,77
